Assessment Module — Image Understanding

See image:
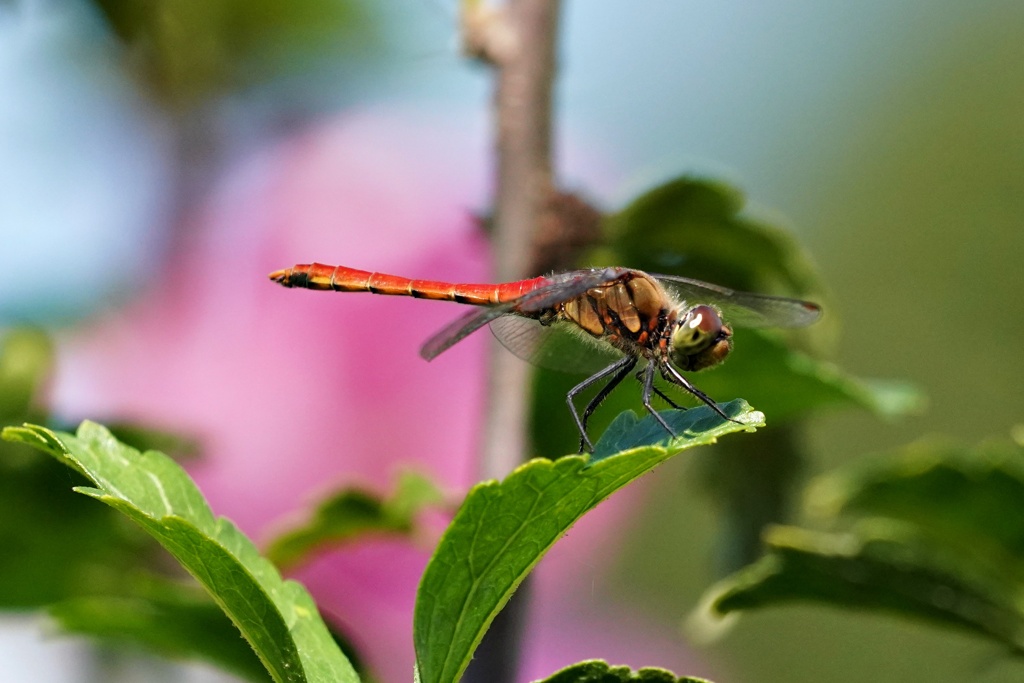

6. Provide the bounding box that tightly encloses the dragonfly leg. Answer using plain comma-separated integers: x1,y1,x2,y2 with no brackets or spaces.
633,369,686,410
567,355,637,453
651,384,685,410
659,362,741,424
574,357,638,453
640,362,678,438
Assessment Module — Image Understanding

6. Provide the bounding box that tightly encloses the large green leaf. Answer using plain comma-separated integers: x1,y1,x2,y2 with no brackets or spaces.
2,422,358,683
536,660,714,683
807,438,1024,558
266,471,445,569
414,401,764,683
604,177,823,299
696,523,1024,652
694,437,1024,652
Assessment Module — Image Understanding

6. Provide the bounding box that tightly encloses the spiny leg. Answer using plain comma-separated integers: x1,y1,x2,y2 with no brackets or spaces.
640,361,678,438
651,384,685,410
660,362,741,424
567,355,636,453
575,356,638,453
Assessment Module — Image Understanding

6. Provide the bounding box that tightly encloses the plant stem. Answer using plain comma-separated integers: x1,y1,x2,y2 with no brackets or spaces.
475,0,561,484
462,2,562,682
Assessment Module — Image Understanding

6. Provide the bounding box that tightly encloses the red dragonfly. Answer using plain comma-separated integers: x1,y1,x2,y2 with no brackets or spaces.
269,263,821,451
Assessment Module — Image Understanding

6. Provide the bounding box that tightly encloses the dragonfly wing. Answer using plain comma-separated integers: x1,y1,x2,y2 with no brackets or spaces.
420,267,630,368
509,267,630,314
654,274,821,328
420,305,515,360
489,316,624,375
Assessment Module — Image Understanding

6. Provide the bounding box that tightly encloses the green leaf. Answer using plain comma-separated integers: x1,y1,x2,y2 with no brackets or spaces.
693,436,1024,652
605,177,823,299
807,438,1024,557
599,176,926,422
696,524,1024,652
49,575,270,683
533,176,922,456
2,422,358,683
535,659,715,683
414,401,763,683
266,471,445,568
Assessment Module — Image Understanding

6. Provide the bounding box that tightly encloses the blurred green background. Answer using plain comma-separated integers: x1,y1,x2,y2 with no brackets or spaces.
2,1,1022,682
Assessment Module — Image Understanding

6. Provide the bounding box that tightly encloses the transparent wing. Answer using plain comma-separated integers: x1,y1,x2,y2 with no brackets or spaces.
419,267,629,360
654,274,822,328
489,316,624,375
420,305,509,360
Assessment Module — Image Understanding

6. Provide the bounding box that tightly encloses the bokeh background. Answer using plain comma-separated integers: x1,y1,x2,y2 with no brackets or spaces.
2,1,1022,681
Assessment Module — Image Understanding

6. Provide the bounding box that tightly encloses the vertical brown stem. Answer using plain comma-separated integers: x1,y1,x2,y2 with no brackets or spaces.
478,0,561,482
462,2,561,682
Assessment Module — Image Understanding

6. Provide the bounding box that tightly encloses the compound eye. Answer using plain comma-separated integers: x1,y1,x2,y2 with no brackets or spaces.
671,305,732,371
673,305,723,350
688,305,722,337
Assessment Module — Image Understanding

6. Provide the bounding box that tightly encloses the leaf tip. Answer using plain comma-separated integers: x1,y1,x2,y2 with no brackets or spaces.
1,422,63,452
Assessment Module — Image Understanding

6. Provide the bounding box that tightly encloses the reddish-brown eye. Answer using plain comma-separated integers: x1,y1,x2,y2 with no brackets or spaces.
689,305,722,335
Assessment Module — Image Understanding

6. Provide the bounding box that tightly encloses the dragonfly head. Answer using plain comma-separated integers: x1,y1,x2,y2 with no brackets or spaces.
669,305,733,371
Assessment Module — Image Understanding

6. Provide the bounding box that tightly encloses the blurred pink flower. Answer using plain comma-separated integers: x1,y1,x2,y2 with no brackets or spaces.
52,105,708,682
55,107,494,527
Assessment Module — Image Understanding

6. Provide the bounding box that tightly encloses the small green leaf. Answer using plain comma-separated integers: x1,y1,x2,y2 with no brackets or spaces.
49,575,270,683
2,422,358,683
266,471,445,568
414,401,763,683
535,659,715,683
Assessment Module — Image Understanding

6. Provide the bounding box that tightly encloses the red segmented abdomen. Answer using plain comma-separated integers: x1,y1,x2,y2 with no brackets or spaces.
269,263,549,306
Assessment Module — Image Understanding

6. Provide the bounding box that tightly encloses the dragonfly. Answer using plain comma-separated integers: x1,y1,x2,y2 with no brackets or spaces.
269,263,822,451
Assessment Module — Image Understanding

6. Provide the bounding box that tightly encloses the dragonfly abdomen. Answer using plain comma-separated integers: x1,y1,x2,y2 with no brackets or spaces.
269,263,549,306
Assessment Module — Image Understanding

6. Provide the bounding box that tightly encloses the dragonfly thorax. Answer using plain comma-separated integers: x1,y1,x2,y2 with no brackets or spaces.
669,304,733,372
